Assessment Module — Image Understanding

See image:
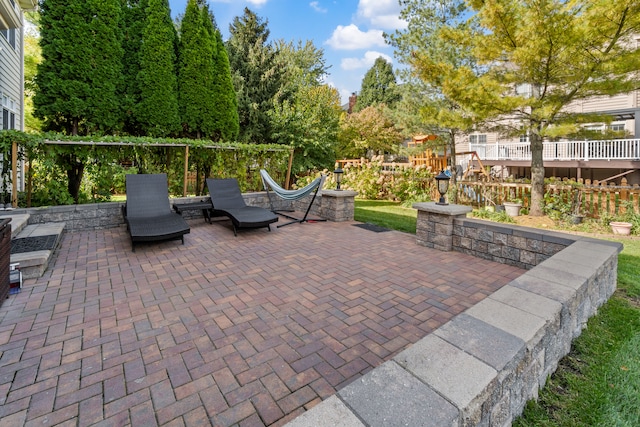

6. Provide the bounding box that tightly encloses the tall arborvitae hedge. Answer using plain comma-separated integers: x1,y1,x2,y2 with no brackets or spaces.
177,0,215,139
203,5,239,141
121,0,148,135
35,0,123,135
135,0,180,137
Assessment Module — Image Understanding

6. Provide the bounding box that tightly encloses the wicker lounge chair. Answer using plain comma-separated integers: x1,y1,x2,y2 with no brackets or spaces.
206,178,278,236
123,174,190,251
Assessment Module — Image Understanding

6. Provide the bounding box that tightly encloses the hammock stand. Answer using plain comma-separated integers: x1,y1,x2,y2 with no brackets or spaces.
260,169,327,228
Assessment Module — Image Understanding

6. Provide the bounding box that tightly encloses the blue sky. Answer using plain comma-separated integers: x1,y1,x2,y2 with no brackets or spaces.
167,0,407,105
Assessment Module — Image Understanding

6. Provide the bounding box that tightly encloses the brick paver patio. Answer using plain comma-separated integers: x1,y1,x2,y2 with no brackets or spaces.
0,218,523,426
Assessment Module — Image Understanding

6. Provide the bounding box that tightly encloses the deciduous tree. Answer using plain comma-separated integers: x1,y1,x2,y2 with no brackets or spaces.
338,105,403,158
408,0,640,215
387,0,480,199
268,40,340,173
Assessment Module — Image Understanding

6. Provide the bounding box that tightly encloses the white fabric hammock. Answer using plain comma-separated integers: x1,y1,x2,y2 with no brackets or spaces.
259,169,325,201
259,169,326,227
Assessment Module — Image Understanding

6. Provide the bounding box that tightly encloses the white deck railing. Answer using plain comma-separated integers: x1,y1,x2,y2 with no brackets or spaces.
469,139,640,161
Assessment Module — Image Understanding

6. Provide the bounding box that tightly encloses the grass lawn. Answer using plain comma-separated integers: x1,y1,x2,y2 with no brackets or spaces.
354,199,640,426
514,238,640,427
354,199,417,234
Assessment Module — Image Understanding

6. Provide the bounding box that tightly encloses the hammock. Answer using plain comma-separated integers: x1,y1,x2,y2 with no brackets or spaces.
260,169,326,227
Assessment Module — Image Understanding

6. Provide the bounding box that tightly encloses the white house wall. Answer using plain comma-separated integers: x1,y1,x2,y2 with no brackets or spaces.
0,1,26,193
0,26,24,131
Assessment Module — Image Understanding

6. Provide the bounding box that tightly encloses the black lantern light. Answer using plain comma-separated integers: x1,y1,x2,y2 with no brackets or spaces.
435,170,450,205
334,167,344,191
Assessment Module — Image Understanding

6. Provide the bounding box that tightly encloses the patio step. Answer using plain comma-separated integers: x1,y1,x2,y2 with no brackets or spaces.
6,213,29,238
10,221,66,280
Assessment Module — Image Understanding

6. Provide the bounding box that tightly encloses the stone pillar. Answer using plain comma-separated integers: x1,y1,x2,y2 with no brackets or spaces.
413,202,472,251
320,190,358,222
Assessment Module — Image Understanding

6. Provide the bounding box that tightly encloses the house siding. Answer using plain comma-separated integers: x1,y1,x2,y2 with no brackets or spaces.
570,93,633,113
0,2,26,194
0,23,23,131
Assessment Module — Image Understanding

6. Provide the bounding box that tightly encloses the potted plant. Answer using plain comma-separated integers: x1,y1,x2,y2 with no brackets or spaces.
609,201,636,235
611,221,632,235
570,190,585,224
503,195,523,217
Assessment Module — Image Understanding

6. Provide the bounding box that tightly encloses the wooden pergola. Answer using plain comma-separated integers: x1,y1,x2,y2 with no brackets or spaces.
9,140,294,207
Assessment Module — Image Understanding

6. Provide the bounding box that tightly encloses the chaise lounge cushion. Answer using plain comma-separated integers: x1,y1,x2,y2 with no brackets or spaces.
206,178,278,234
124,174,190,250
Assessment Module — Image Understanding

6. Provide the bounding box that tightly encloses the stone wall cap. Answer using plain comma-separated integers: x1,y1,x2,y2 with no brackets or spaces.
321,190,358,197
413,202,472,216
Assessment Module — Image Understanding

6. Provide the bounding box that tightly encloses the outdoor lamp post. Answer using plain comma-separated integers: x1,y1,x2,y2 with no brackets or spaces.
334,167,343,190
435,170,450,205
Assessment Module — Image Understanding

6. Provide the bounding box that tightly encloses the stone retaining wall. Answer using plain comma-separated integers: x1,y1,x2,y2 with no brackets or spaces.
5,190,356,231
453,217,576,270
286,216,622,426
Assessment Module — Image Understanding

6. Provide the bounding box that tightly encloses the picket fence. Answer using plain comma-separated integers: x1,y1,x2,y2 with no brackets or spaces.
457,177,640,218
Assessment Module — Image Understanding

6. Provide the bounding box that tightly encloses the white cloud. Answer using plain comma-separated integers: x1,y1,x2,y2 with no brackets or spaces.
309,1,327,13
246,0,268,5
357,0,407,30
341,51,392,70
325,24,386,50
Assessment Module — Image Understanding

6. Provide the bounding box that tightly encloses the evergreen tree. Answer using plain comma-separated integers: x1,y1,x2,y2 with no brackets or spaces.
135,0,180,137
226,7,283,143
387,0,479,201
121,0,148,135
354,57,399,112
35,0,123,135
34,0,123,203
178,0,215,139
205,7,239,141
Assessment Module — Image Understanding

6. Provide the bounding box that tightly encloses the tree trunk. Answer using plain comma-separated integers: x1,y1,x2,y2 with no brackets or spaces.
449,129,458,204
529,131,545,216
67,159,85,204
195,167,202,196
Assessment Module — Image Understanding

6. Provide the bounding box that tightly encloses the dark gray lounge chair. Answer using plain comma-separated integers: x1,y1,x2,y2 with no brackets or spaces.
123,174,190,251
206,178,278,236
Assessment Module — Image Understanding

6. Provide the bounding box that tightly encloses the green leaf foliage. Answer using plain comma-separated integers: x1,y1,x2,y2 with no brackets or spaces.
0,130,290,205
354,57,399,112
178,0,215,139
205,6,239,141
136,0,180,137
268,40,340,173
226,7,284,144
34,0,124,135
401,0,640,215
121,0,148,135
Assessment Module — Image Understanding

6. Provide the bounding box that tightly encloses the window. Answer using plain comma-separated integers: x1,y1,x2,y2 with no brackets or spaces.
519,134,529,143
0,28,16,50
585,124,605,132
610,123,625,132
1,96,16,130
469,134,487,144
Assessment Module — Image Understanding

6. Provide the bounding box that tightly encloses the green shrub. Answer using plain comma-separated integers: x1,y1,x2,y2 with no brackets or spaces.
471,207,516,223
542,191,572,221
298,158,435,204
600,201,640,235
